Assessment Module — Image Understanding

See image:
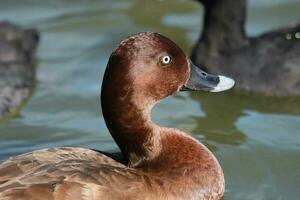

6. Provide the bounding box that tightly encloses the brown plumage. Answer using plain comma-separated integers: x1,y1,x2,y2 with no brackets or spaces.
0,32,232,200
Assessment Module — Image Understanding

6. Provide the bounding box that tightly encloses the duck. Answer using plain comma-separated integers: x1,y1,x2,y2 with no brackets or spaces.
0,32,235,200
191,0,300,96
0,21,39,120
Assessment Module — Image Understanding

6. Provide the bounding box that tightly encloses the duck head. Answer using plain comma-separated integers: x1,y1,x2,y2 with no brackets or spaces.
101,32,234,165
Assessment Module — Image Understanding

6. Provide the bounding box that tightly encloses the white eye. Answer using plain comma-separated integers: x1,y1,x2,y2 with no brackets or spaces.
161,55,171,64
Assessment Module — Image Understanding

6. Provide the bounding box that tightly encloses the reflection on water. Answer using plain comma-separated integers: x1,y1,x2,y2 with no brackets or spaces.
190,91,300,147
0,0,300,199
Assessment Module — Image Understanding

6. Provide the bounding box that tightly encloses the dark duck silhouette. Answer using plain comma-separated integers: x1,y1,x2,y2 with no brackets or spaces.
0,21,39,119
191,0,300,96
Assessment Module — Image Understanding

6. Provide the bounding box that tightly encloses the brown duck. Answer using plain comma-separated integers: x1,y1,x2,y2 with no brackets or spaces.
0,32,234,200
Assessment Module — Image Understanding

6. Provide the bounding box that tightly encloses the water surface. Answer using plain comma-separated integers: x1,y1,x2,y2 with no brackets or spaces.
0,0,300,199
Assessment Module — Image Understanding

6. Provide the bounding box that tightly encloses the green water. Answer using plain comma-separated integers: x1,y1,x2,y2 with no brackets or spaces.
1,0,300,199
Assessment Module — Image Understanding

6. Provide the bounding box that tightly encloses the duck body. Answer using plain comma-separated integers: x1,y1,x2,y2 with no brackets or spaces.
0,131,223,200
192,25,300,96
0,32,234,200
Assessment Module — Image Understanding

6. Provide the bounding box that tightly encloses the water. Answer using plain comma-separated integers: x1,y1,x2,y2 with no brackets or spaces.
0,0,300,199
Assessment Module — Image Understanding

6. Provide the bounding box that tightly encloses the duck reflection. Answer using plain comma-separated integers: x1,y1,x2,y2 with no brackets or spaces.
189,91,300,149
126,0,200,52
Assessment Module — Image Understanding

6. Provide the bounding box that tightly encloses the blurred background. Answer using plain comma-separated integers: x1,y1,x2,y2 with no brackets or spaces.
0,0,300,199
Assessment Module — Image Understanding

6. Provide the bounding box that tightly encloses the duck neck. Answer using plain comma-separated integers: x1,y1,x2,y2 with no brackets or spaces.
101,86,160,167
199,0,248,51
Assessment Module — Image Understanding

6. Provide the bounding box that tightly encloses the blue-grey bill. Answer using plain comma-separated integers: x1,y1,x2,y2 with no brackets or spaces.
181,59,235,92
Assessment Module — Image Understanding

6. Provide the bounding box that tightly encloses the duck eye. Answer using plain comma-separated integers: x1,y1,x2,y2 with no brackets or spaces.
161,55,171,64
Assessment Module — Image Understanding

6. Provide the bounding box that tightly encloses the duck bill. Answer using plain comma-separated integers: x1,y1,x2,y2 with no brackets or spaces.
181,60,235,92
